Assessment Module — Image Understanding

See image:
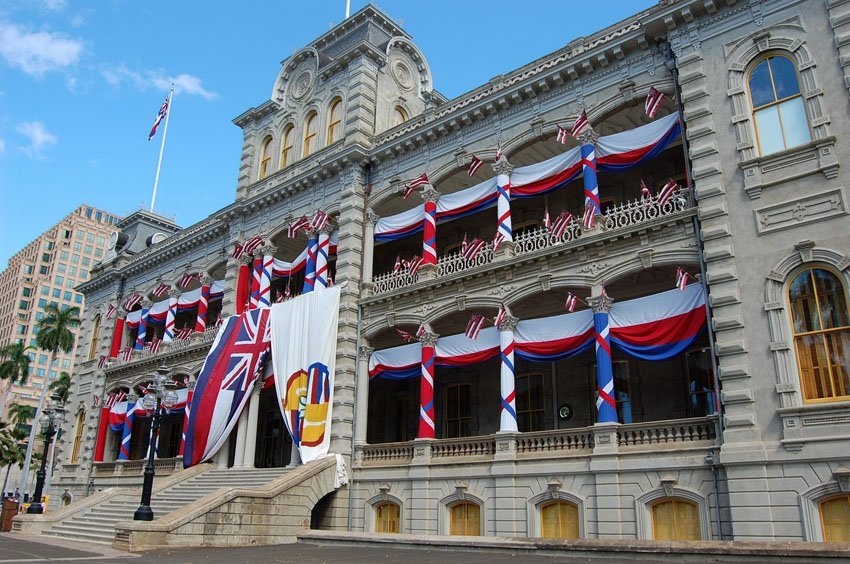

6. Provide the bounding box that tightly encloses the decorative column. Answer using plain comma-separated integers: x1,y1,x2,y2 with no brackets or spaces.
179,381,195,457
303,230,318,294
419,188,439,280
233,401,250,468
493,158,515,258
498,313,519,433
163,289,179,342
355,345,373,445
579,130,601,230
315,226,332,289
93,404,110,462
250,254,262,309
236,255,252,315
134,301,150,350
118,394,138,460
110,317,125,358
242,381,261,468
363,212,378,291
418,330,438,439
589,292,617,424
258,245,275,307
195,276,212,333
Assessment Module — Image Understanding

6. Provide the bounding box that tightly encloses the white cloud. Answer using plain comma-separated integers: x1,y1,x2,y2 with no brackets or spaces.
0,21,82,76
43,0,67,11
101,64,217,100
16,121,56,158
0,138,5,155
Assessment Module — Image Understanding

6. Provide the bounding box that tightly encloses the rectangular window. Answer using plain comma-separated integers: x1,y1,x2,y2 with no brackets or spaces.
94,248,102,258
41,253,51,262
516,372,546,432
444,383,472,438
36,369,45,377
50,301,58,308
84,245,92,254
24,265,33,274
74,294,83,303
35,312,44,321
16,325,26,335
95,211,102,222
55,275,63,284
57,264,66,273
64,291,72,300
69,266,76,276
71,254,79,264
63,229,71,239
19,300,29,310
592,361,633,424
39,355,47,364
22,288,31,297
86,233,94,243
44,241,54,250
687,349,717,417
38,298,47,307
85,208,92,219
60,251,69,260
82,257,90,266
73,242,82,251
61,359,71,369
39,265,49,275
79,269,87,278
66,279,75,288
52,289,61,298
76,230,84,239
96,236,105,246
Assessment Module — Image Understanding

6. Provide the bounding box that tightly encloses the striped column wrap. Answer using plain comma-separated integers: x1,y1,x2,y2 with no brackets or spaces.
303,234,318,293
496,173,513,246
93,406,110,462
195,284,210,333
109,317,125,358
593,310,618,423
134,308,149,350
499,326,519,433
422,199,437,265
250,256,262,309
315,231,330,289
163,294,178,342
258,254,273,306
236,261,250,314
581,143,601,219
417,341,436,439
118,408,134,460
179,385,195,457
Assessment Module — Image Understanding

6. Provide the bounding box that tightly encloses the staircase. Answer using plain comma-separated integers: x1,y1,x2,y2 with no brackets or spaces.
43,467,289,544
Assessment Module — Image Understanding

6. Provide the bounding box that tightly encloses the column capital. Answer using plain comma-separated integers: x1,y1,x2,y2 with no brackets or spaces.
358,345,374,359
366,211,380,226
420,332,439,347
258,244,277,256
420,187,440,204
201,275,214,287
318,223,334,236
498,315,519,332
588,293,613,313
240,253,255,266
168,288,181,299
186,380,196,391
140,299,152,309
305,228,319,239
492,158,514,176
578,128,599,146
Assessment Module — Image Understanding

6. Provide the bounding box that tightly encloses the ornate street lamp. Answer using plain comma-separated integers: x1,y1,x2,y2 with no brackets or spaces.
133,366,178,521
26,394,66,514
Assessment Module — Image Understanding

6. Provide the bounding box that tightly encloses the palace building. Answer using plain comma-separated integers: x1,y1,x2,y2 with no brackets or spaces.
31,0,850,548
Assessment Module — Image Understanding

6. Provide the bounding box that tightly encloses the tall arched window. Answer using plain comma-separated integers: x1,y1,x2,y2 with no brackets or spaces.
789,268,850,402
748,54,810,155
375,501,400,533
259,136,273,179
280,125,294,169
540,500,580,539
87,314,101,360
391,106,408,128
651,498,701,540
449,501,480,536
71,409,85,464
303,112,318,157
327,99,343,145
820,494,850,542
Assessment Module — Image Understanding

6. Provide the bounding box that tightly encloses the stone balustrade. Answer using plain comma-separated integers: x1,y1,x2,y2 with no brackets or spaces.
616,416,718,448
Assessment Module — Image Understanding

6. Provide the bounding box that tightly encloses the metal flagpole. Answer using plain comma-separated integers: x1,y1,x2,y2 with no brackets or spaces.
150,86,174,213
345,0,350,18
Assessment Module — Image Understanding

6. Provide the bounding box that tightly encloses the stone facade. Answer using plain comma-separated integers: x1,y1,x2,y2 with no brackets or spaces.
52,0,850,544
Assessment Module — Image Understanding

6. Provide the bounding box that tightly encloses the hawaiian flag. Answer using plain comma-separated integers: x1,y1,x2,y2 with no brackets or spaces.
403,255,424,276
149,337,162,354
176,327,193,340
640,179,651,202
543,208,551,229
468,155,484,177
98,355,108,369
125,293,142,311
571,111,589,138
676,268,689,291
397,328,415,343
462,237,486,262
555,125,570,145
183,308,272,467
92,395,101,408
179,273,200,289
121,347,133,362
148,96,169,140
311,210,329,231
415,324,427,339
494,305,508,329
403,173,430,199
231,242,245,260
465,314,486,340
104,390,125,410
582,206,596,230
565,292,578,312
393,255,403,275
287,215,310,238
243,235,264,256
106,304,117,319
645,87,665,119
152,282,170,298
657,179,679,206
551,211,573,239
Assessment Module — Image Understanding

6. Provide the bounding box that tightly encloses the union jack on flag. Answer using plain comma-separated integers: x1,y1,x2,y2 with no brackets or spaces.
179,273,200,289
493,305,508,329
676,268,689,291
121,347,133,362
582,206,596,230
555,124,570,145
152,282,170,298
287,215,310,238
124,293,142,311
468,155,484,177
570,111,590,138
243,235,264,256
657,179,679,207
97,355,108,369
461,237,486,262
176,327,194,340
106,304,117,319
640,179,651,202
550,211,574,239
565,292,578,312
231,242,245,260
645,87,665,119
148,96,169,140
310,210,329,231
465,314,486,340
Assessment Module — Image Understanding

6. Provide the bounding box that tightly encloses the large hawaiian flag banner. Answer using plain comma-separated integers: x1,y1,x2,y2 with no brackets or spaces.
183,308,271,467
270,286,340,464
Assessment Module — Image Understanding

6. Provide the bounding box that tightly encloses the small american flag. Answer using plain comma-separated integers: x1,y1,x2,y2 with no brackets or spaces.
550,211,574,239
125,293,142,311
148,96,169,140
178,272,200,289
97,355,107,369
231,242,245,260
493,305,508,329
152,282,170,298
570,111,589,138
492,232,505,252
676,268,689,291
92,395,101,408
462,237,487,262
565,292,578,312
468,155,484,176
393,255,403,275
287,215,310,238
640,179,651,201
176,327,193,340
555,124,570,145
121,347,133,362
465,314,486,340
243,235,264,256
106,304,117,319
149,337,162,354
645,87,665,119
543,208,551,229
582,206,596,230
397,328,415,342
416,324,427,340
311,210,329,231
657,179,679,207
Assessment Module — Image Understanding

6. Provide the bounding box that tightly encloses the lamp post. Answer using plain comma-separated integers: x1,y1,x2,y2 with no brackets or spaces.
133,366,178,521
26,395,66,514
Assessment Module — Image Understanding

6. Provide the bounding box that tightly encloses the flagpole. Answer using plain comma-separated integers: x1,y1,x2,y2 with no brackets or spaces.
150,86,174,213
345,0,350,18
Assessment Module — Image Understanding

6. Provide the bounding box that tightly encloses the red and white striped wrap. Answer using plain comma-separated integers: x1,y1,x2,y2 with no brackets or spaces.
495,172,512,249
163,293,178,342
195,283,210,333
422,199,437,265
250,256,262,309
418,338,436,439
258,253,273,307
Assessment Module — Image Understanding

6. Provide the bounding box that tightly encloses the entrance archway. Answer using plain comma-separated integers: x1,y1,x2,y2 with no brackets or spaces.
254,386,292,468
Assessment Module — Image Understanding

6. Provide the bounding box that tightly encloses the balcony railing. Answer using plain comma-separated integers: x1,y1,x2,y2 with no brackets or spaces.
119,328,219,365
617,416,717,448
369,190,693,296
515,428,594,455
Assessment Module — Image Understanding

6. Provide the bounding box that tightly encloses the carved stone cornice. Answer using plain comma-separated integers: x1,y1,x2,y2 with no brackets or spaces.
577,128,600,146
201,275,215,287
366,211,380,226
420,332,439,347
492,158,514,177
498,315,519,333
358,346,374,359
588,293,613,313
420,187,440,204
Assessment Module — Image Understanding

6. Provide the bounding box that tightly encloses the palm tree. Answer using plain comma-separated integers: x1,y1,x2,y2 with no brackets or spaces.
0,343,33,418
0,426,27,496
48,372,72,404
6,403,35,430
20,305,79,496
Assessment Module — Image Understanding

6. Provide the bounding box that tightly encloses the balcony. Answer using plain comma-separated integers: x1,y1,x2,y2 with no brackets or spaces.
109,329,219,372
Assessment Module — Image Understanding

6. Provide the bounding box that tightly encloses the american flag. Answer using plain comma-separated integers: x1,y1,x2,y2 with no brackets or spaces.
397,328,415,342
125,293,142,311
97,355,107,369
543,208,551,229
176,327,193,340
468,155,484,177
152,282,170,298
465,314,486,340
404,255,424,276
555,124,570,145
148,96,169,140
287,215,310,238
462,237,487,262
640,179,651,201
657,179,679,207
179,272,200,288
551,211,574,239
149,337,162,354
493,305,508,329
582,206,596,230
92,395,101,408
311,210,329,231
121,347,133,362
565,292,578,312
492,231,505,252
231,242,245,260
571,111,589,138
243,235,264,256
393,255,403,275
106,304,117,319
676,268,689,291
645,87,665,118
416,324,427,340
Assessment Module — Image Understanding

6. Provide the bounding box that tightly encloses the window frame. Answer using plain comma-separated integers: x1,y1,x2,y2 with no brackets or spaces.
280,124,295,169
327,98,343,145
258,135,273,180
88,314,101,361
515,371,546,432
819,494,850,542
374,501,401,534
303,111,318,157
539,500,580,539
650,497,702,541
443,382,473,439
70,409,86,464
448,501,481,536
391,106,408,128
747,53,811,156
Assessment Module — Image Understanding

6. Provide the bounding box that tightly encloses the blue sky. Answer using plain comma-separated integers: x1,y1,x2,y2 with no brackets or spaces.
0,0,653,266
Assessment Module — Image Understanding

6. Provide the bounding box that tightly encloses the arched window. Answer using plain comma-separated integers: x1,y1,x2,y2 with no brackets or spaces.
259,136,273,179
88,314,101,360
71,409,85,464
789,268,850,402
748,54,810,155
651,498,701,540
391,106,408,128
280,125,294,169
820,494,850,542
303,112,318,157
375,501,400,533
449,501,480,536
540,500,580,539
327,99,343,145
